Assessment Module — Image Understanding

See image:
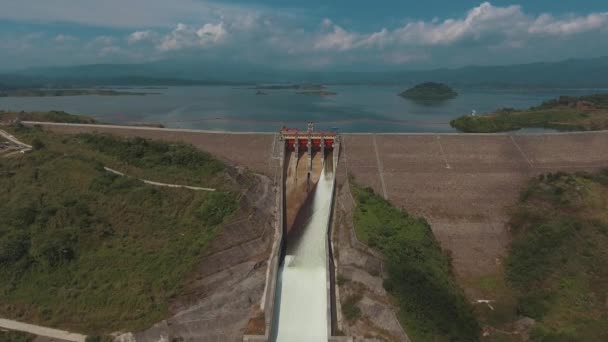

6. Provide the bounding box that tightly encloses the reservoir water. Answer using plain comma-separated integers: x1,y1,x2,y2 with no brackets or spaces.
0,86,605,132
271,163,334,342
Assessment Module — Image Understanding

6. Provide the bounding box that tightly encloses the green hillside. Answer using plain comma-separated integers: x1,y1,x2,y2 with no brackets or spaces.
504,171,608,341
451,94,608,133
0,126,247,334
352,182,479,341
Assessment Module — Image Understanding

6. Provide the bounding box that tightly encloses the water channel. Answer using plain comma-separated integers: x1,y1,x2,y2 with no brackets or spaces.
270,161,335,341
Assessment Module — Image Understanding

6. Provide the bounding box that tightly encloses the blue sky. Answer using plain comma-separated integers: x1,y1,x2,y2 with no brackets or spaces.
1,1,607,71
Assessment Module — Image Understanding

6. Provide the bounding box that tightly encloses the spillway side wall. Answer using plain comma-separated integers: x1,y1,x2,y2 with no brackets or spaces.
327,141,352,342
251,140,285,342
326,142,340,339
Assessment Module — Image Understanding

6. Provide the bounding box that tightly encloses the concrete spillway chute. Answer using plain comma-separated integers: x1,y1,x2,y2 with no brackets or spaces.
258,124,340,342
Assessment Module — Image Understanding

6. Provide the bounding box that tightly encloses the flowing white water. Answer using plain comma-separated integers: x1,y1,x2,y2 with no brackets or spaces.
271,164,334,342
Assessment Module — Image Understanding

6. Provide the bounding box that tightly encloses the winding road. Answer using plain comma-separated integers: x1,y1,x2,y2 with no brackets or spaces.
104,166,216,191
0,128,32,151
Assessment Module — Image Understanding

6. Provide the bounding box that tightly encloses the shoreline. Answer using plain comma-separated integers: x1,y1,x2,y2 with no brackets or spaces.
20,121,608,136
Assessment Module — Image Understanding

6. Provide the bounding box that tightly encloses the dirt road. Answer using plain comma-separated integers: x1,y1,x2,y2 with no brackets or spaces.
0,318,86,342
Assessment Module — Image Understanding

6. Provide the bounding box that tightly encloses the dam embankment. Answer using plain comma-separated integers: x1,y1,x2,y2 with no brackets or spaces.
340,132,608,297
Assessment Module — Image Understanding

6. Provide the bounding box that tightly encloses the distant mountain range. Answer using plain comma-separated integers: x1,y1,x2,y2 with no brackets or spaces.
2,56,608,88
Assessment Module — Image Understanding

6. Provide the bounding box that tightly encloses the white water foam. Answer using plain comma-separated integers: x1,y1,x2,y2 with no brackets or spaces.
271,165,334,342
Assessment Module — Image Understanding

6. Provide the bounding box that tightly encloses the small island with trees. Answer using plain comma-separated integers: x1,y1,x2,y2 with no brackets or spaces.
399,82,458,101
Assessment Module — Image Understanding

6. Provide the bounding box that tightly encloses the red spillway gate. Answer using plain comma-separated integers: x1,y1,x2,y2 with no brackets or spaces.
280,125,336,151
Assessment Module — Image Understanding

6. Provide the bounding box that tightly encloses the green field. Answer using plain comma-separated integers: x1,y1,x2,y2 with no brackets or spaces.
503,171,608,341
351,182,479,341
0,126,246,334
450,94,608,133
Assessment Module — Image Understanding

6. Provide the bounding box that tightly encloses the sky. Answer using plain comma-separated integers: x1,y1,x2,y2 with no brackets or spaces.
1,0,608,71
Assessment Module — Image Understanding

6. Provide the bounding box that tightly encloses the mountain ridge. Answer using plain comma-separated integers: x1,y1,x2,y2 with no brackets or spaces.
4,56,608,87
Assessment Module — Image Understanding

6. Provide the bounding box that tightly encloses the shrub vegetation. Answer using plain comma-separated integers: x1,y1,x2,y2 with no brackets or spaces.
78,133,225,183
351,183,479,341
0,126,240,334
0,331,35,342
9,124,228,188
0,110,97,124
342,293,363,322
505,170,608,341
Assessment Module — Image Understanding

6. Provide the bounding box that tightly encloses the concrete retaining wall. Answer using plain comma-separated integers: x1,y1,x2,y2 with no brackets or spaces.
325,141,340,339
243,140,285,342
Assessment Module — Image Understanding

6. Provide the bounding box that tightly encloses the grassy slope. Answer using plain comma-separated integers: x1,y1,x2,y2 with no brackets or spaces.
504,171,608,341
450,94,608,133
0,111,97,124
0,331,35,342
0,126,244,334
351,182,479,341
10,125,230,188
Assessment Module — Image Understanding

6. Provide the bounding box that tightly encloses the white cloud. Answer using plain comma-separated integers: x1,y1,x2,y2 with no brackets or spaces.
529,13,608,35
158,22,226,51
358,29,390,49
197,23,227,43
314,21,357,51
127,31,155,45
2,2,608,69
392,2,524,45
308,2,608,61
